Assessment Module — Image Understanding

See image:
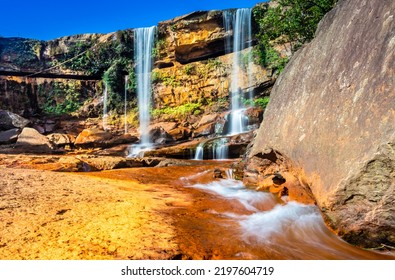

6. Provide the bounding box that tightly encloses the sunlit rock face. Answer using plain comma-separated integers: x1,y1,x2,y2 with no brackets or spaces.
0,9,273,116
152,9,272,110
247,0,395,247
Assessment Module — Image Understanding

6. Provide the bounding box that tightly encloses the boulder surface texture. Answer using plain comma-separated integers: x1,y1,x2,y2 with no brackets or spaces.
248,0,395,247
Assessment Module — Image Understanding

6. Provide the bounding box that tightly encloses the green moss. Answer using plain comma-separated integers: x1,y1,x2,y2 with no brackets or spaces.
152,103,202,121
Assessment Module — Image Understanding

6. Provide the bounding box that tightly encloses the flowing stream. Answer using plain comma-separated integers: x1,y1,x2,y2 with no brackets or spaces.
178,170,394,259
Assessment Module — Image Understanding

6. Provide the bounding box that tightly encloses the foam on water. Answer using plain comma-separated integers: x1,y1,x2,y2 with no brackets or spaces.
191,179,276,212
183,173,392,259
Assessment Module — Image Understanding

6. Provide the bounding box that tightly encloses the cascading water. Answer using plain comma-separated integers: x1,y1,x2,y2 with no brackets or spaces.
194,142,205,160
102,81,108,131
183,176,390,259
134,26,156,145
192,9,253,161
124,75,128,134
223,8,253,135
213,138,228,160
128,26,156,157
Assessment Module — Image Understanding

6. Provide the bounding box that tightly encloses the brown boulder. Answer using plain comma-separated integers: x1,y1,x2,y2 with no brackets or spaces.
15,127,54,153
74,128,112,148
247,0,395,247
74,129,137,149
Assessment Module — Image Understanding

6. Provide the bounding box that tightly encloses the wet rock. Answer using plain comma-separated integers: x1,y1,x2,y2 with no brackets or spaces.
0,128,20,144
272,173,286,185
0,110,30,131
213,168,223,179
15,127,54,153
247,0,395,247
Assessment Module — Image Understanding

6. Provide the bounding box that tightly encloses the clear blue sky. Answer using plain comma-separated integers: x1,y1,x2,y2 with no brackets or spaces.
0,0,266,41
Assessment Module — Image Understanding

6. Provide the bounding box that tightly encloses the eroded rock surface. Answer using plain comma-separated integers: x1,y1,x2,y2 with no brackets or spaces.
247,0,395,247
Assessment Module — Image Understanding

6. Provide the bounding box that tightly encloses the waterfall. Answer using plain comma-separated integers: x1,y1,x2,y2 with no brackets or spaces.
102,81,108,131
194,142,205,160
223,8,253,135
134,26,156,146
124,75,128,134
213,138,229,160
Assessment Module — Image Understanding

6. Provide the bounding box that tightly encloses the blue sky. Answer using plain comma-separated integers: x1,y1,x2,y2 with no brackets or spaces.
0,0,265,41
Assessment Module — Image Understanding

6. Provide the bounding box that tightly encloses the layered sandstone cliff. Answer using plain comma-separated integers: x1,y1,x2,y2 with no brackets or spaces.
0,6,273,117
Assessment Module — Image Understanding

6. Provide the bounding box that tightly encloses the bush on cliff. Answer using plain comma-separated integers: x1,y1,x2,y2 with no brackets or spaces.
253,0,337,73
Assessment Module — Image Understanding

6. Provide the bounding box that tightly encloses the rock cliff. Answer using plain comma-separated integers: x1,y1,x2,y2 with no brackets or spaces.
246,0,395,247
0,6,273,118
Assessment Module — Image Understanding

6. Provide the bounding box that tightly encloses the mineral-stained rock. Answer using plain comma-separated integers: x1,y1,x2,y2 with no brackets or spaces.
0,110,30,131
15,127,54,153
246,0,395,247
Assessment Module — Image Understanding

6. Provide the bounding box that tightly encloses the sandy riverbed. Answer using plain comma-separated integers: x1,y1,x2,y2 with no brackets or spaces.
0,167,188,259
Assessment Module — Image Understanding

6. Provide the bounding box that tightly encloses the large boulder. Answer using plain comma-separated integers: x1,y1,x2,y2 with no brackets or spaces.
246,0,395,248
15,127,54,153
74,128,137,149
74,128,113,148
0,110,30,131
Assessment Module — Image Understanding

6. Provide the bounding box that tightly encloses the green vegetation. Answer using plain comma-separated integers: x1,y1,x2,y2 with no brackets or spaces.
0,38,44,68
152,103,202,121
55,30,136,114
152,38,167,59
243,96,270,110
253,96,270,109
39,82,82,115
253,0,337,73
151,71,181,87
183,64,196,75
206,58,223,70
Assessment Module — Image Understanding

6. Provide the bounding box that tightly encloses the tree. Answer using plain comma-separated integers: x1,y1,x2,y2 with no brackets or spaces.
253,0,337,72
